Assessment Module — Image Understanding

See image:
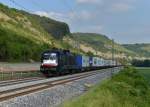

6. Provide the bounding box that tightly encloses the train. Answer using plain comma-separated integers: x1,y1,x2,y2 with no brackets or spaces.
40,49,120,77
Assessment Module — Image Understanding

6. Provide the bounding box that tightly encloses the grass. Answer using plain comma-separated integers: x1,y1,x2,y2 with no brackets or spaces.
136,67,150,84
63,67,150,107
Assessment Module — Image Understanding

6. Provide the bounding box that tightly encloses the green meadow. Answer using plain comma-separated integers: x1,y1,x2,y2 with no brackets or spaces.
137,67,150,84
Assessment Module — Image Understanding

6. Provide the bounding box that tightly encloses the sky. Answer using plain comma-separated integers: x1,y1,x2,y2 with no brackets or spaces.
0,0,150,44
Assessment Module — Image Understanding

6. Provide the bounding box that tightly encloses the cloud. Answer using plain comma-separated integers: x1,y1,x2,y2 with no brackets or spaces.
110,3,134,12
87,25,103,33
32,0,149,44
34,11,69,22
79,10,94,20
34,10,95,23
34,11,49,17
34,9,103,34
48,12,67,21
69,10,95,21
77,25,103,33
76,0,102,4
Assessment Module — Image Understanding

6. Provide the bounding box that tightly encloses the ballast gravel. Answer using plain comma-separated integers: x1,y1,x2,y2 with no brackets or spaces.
0,67,122,107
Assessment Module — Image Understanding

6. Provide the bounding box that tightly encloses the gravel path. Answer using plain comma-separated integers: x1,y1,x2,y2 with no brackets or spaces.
0,67,122,107
0,63,40,72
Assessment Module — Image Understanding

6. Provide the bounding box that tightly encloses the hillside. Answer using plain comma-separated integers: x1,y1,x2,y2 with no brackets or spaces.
0,3,71,62
123,44,150,58
64,33,150,60
64,33,137,60
0,3,149,62
23,12,70,39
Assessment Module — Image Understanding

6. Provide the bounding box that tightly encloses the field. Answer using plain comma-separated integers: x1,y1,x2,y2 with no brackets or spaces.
63,67,150,107
137,67,150,84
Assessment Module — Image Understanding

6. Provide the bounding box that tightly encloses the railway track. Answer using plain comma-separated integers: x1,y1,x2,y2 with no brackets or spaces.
0,67,120,102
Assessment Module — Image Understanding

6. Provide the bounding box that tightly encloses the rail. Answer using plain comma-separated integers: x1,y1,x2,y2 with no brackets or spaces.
0,67,122,102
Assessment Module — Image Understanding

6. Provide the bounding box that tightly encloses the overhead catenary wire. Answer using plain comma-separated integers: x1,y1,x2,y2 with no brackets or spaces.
8,0,81,51
61,0,80,20
60,0,81,52
9,0,31,12
30,0,49,13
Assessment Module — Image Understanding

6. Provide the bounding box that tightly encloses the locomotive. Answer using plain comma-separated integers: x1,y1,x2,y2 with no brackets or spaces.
40,49,119,77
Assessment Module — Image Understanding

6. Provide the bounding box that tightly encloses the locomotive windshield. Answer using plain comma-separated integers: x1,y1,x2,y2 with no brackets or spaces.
42,52,58,66
43,53,57,60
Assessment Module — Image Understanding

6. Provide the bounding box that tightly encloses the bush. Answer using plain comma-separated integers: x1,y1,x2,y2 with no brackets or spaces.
132,59,150,67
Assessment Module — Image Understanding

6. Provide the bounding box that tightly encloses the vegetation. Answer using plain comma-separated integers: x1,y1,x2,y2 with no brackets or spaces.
132,59,150,67
123,44,150,58
0,3,150,62
0,3,70,39
0,25,50,62
0,3,71,62
70,33,132,54
68,33,150,60
137,67,150,84
23,12,70,39
63,67,150,107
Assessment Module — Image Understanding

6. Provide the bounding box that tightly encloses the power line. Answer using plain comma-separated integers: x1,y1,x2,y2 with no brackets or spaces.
112,39,114,62
111,38,115,76
9,0,31,12
61,0,80,20
30,0,49,13
61,0,81,52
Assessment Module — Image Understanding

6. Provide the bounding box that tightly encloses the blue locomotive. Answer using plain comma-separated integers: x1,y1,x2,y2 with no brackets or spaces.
40,49,118,77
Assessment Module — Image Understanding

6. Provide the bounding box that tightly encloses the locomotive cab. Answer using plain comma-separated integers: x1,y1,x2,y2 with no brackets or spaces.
40,52,58,74
42,53,58,67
